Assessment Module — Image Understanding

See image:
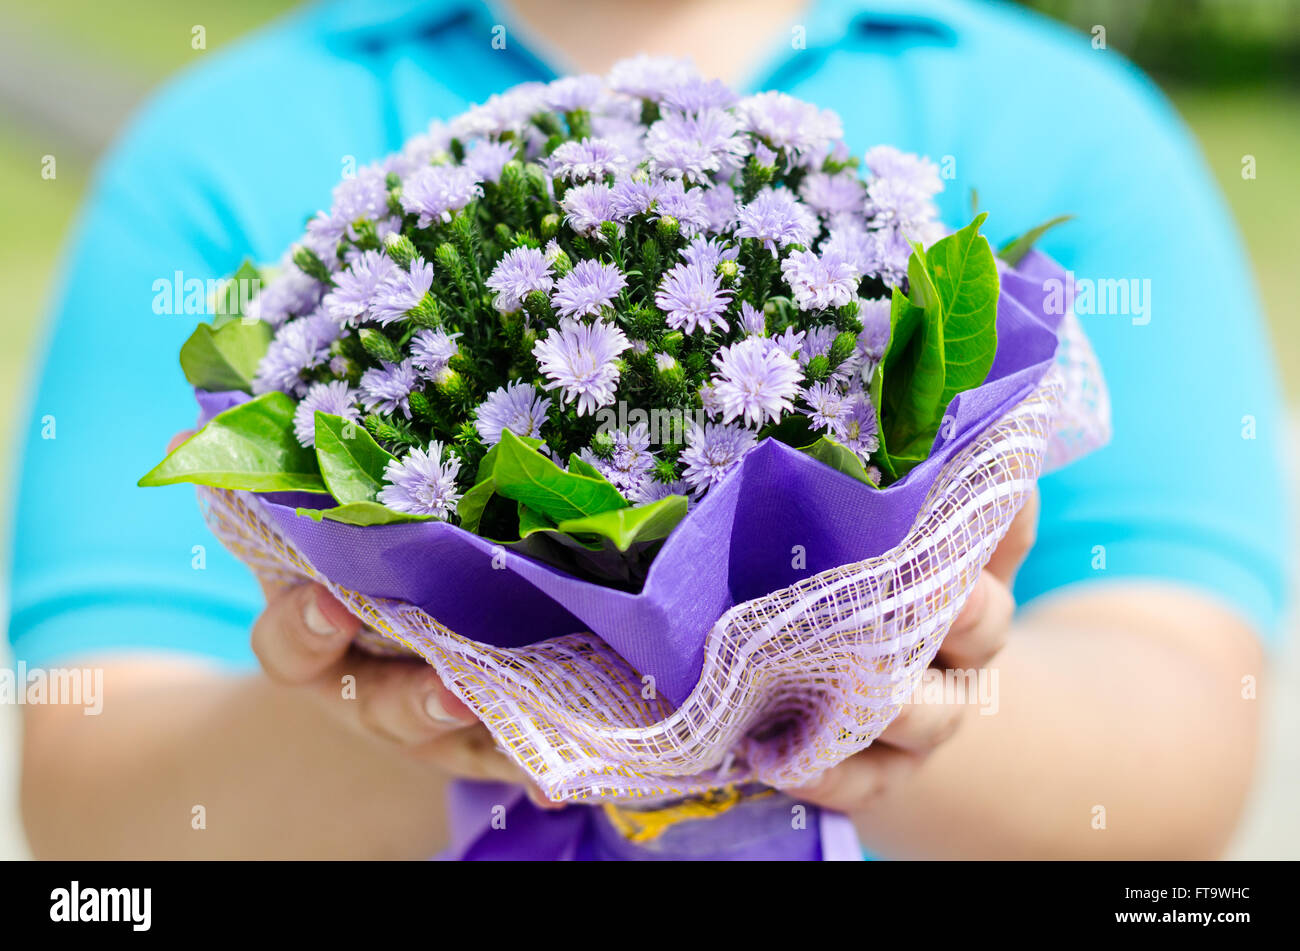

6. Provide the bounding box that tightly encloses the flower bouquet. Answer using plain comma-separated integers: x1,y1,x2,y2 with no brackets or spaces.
141,56,1109,860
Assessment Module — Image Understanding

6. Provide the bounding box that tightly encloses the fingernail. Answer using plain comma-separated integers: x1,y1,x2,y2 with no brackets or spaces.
425,692,467,726
303,591,340,636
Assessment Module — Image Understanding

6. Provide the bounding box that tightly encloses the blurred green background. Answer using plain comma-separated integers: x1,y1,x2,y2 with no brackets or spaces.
0,0,1296,859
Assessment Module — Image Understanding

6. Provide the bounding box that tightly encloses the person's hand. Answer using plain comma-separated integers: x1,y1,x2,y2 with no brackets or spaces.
167,431,550,803
780,491,1040,813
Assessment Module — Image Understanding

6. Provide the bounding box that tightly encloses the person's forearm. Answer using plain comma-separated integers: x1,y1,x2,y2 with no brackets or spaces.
851,587,1263,859
21,657,452,859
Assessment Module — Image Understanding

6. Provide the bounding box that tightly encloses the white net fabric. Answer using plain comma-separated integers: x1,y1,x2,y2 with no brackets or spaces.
199,314,1106,804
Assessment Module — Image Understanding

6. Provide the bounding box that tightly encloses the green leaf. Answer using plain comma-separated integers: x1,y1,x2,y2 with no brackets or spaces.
490,430,627,523
927,212,999,412
210,259,264,328
455,436,544,534
138,392,325,492
313,412,395,504
566,452,606,482
553,494,689,552
873,213,1000,482
801,437,878,487
456,478,498,535
517,502,560,538
997,214,1074,267
294,501,431,525
179,319,272,393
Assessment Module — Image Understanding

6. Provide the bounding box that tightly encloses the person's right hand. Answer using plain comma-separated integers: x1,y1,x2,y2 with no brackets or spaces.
167,431,551,803
253,579,541,792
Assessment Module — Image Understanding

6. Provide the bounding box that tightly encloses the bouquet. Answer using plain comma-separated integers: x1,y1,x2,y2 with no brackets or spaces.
141,56,1109,860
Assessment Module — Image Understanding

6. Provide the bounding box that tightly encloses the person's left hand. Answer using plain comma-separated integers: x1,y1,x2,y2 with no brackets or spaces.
779,491,1039,813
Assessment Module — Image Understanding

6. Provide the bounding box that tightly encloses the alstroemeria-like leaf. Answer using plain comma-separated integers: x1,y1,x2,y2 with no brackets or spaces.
313,412,395,505
139,392,325,492
801,436,877,487
491,430,627,524
997,214,1074,267
295,501,431,526
179,318,272,394
554,494,689,552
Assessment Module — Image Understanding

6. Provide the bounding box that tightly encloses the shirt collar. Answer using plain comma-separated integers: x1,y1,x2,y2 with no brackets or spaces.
309,0,959,53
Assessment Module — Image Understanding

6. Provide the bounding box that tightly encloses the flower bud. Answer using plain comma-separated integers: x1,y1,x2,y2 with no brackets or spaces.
804,354,831,383
384,233,419,270
656,215,680,240
540,213,560,241
359,328,402,365
828,331,857,368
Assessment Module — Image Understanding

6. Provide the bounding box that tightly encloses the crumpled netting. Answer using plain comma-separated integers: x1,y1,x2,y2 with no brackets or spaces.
198,314,1108,804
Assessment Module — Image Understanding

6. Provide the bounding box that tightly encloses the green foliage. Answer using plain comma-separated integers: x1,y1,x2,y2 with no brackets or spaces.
138,393,325,492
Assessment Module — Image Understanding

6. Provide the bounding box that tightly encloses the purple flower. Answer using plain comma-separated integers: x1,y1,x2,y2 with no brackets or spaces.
799,381,853,436
532,318,630,416
487,246,555,312
475,380,552,445
246,267,324,327
734,188,818,252
799,171,866,220
660,77,738,114
377,443,463,520
770,326,806,359
252,311,339,397
371,256,435,325
654,179,710,235
781,248,861,311
323,250,400,327
833,393,880,462
548,137,628,182
410,328,461,377
865,176,937,232
680,421,757,497
739,300,766,335
293,380,359,448
561,182,620,237
588,424,655,493
629,477,690,504
330,165,392,225
681,234,739,273
656,261,731,335
545,74,605,112
710,336,804,427
864,145,943,196
646,108,748,182
823,224,910,286
452,83,547,140
551,259,627,318
857,297,891,363
609,177,662,218
607,55,697,100
359,359,419,418
737,92,843,162
699,183,738,233
465,140,517,184
400,164,483,227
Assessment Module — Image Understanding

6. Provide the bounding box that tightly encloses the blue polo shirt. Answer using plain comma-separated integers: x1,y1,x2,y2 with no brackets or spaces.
6,0,1290,669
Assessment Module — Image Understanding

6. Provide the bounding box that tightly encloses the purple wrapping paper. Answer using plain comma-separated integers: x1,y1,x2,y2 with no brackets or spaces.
199,251,1064,708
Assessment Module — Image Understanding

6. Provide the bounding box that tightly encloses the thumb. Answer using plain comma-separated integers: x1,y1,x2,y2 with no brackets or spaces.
985,489,1038,586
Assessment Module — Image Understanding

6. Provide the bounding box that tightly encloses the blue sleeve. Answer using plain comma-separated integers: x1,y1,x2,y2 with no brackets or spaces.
5,94,265,669
991,28,1293,641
